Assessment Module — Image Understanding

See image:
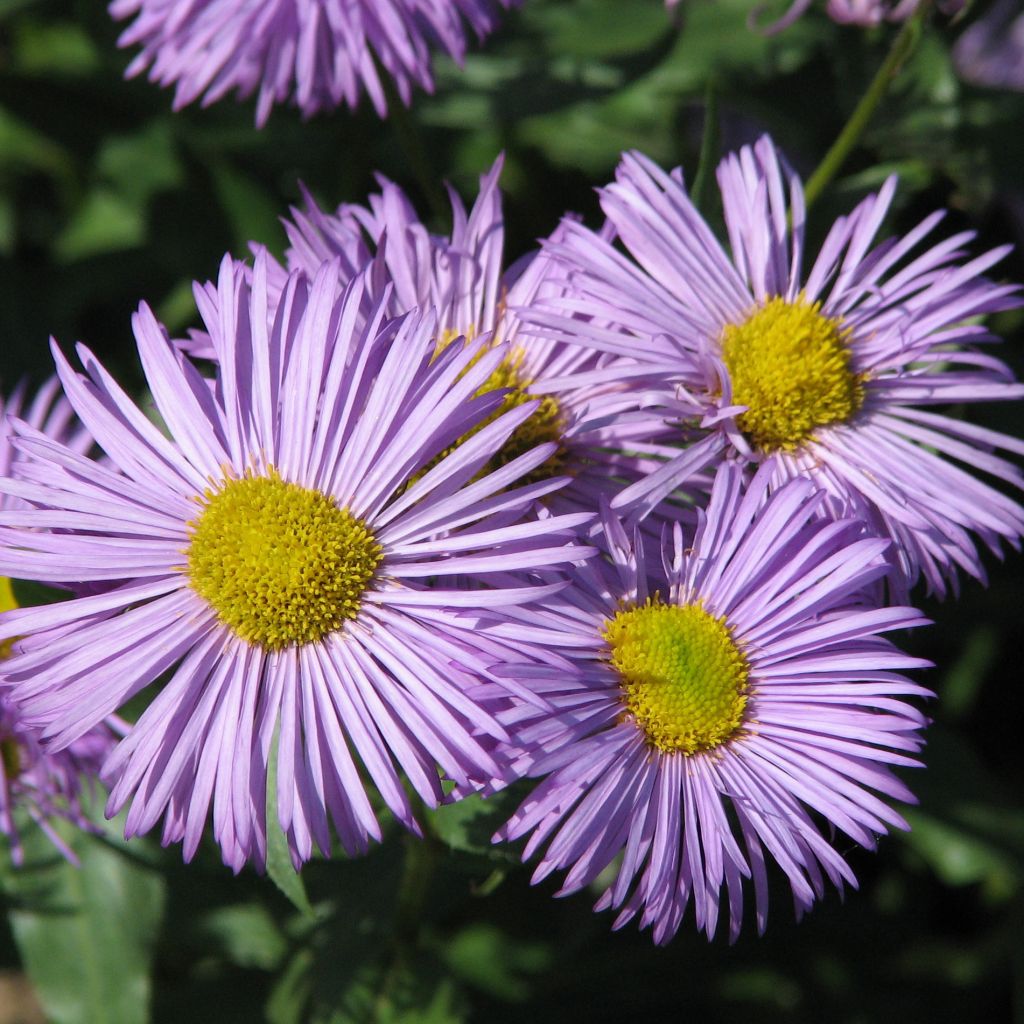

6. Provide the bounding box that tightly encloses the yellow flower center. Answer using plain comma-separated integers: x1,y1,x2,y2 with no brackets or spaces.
1,576,22,777
720,296,864,452
186,470,382,651
428,331,566,485
0,575,18,661
604,599,749,755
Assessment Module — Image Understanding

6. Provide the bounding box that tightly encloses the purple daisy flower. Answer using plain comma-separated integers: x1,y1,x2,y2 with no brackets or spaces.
189,158,679,516
488,463,930,943
2,380,113,865
526,137,1024,598
953,0,1024,93
111,0,521,125
0,252,593,871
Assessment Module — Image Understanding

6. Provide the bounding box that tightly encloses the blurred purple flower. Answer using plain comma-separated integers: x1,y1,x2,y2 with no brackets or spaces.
0,253,591,871
954,0,1024,92
526,136,1024,599
668,0,962,31
111,0,521,125
491,463,930,943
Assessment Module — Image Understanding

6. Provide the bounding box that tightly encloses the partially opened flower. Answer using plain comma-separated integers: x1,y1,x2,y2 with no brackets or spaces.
527,137,1024,597
111,0,521,125
0,252,592,871
281,158,685,514
1,380,112,865
491,464,930,943
184,158,679,517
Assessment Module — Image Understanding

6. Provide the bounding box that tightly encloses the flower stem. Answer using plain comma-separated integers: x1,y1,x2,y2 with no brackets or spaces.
803,0,934,209
373,829,441,1017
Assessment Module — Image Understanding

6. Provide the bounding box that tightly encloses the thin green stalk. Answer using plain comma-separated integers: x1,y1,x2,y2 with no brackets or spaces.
803,0,933,209
393,830,440,945
690,80,720,215
373,830,441,1019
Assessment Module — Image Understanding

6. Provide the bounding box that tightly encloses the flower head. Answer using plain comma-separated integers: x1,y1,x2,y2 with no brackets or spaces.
111,0,521,125
2,381,111,864
491,464,930,943
528,137,1024,598
0,252,592,871
188,158,680,518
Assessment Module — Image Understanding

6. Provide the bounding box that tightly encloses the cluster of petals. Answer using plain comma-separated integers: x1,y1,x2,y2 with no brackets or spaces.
487,463,931,943
111,0,521,125
1,381,114,864
0,694,113,865
525,136,1024,598
0,253,594,871
187,157,676,516
0,134,1017,944
953,0,1024,93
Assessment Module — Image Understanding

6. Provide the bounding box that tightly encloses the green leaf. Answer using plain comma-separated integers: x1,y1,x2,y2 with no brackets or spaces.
940,624,998,720
901,809,1018,897
265,729,317,920
208,159,284,252
0,104,70,178
267,949,315,1024
326,957,467,1024
427,787,525,864
439,923,551,1003
55,188,146,261
197,903,288,970
899,727,1024,901
1,822,167,1024
8,577,73,608
95,122,184,209
12,20,99,76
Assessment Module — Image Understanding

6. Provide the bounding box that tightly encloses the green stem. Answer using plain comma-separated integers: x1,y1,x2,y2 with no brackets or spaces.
690,80,720,215
803,0,933,209
373,830,441,1019
393,831,440,945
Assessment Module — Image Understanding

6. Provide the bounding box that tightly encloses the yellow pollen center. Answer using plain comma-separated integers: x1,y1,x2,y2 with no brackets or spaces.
186,471,382,651
0,577,22,776
427,331,566,485
720,296,864,452
603,599,749,755
1,575,18,661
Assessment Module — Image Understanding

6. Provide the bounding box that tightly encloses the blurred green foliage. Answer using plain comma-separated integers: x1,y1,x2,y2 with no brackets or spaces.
2,0,1024,1020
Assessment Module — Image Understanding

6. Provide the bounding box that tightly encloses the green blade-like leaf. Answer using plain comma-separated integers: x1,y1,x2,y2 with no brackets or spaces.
2,822,166,1024
265,727,317,920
